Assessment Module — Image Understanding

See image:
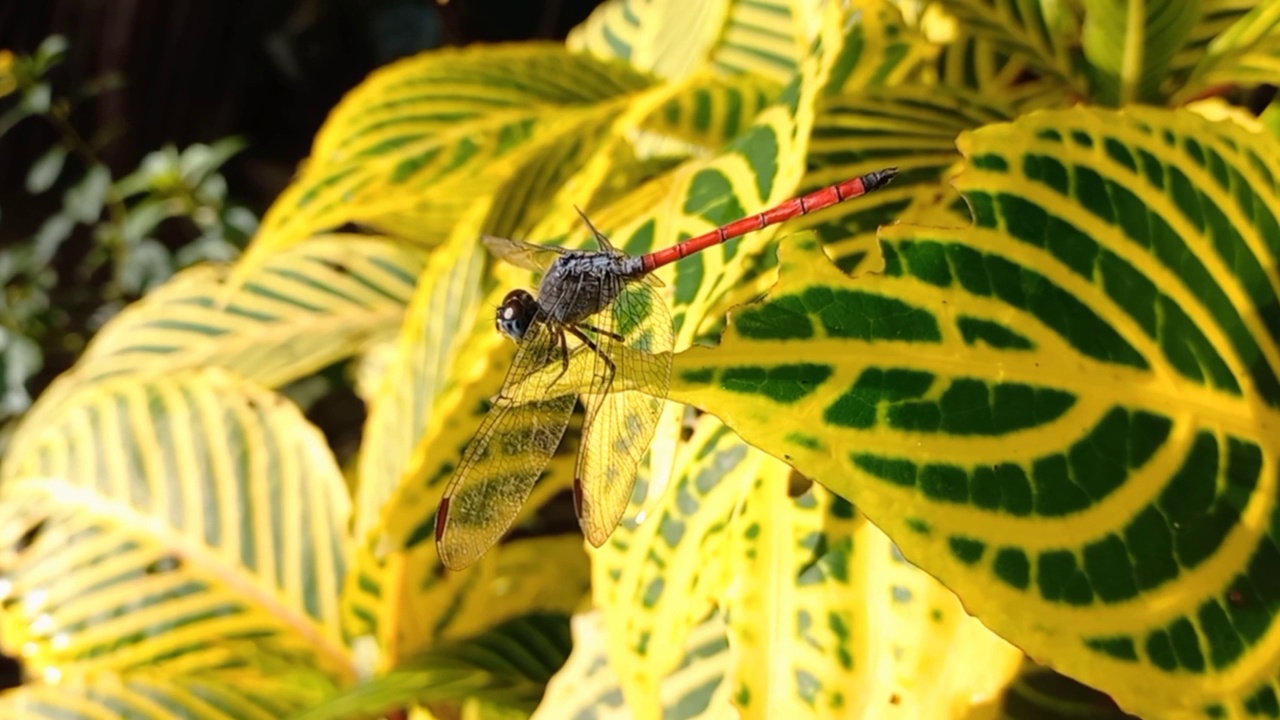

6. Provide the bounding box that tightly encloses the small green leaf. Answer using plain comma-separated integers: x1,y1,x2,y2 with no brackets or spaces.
31,213,74,264
121,197,172,244
173,233,240,267
180,137,246,185
25,145,66,194
117,237,172,294
115,146,181,197
62,164,111,223
1264,99,1280,139
34,34,68,69
20,82,51,113
0,328,40,417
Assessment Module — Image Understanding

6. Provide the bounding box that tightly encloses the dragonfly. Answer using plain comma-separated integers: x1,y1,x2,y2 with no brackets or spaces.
436,167,899,569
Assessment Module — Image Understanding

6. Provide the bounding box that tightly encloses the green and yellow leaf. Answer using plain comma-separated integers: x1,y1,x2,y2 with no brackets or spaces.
293,613,572,720
936,0,1088,96
7,235,424,466
353,206,489,539
671,105,1280,719
1166,0,1258,89
0,665,335,720
568,0,829,84
534,610,737,720
0,369,353,683
1081,0,1199,105
823,0,929,96
232,45,662,285
587,413,1023,719
1172,0,1280,105
928,26,1074,113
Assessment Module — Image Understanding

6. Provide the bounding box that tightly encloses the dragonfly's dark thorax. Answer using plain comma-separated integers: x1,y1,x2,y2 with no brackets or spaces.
538,251,642,325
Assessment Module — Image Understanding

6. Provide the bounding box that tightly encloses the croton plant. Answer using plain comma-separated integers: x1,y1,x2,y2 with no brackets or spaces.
1,1,1278,719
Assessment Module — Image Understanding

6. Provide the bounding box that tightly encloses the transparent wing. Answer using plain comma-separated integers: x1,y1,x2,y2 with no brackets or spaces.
436,316,575,570
573,275,674,547
482,235,567,272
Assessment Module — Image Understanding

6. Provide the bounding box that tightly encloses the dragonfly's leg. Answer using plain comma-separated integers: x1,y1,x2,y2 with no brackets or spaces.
545,327,572,391
565,324,617,388
577,321,625,342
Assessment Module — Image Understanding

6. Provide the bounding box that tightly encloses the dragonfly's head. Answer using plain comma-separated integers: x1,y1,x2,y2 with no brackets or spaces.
496,289,538,342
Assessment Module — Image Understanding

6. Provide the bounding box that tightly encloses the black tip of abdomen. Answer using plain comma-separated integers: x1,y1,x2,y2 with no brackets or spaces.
864,167,899,192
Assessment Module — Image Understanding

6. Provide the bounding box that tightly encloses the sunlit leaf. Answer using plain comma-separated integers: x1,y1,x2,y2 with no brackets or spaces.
569,0,829,83
0,665,335,720
233,45,662,285
672,105,1280,719
534,610,737,720
353,207,489,540
0,369,354,684
585,413,1023,719
7,234,424,468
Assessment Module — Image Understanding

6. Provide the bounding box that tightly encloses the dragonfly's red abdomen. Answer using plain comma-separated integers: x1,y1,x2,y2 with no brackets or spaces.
638,167,898,273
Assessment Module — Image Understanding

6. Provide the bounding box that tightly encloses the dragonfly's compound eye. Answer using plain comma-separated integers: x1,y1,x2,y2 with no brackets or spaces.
495,289,538,342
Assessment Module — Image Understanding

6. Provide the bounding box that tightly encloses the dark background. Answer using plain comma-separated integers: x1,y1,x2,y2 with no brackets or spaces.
0,0,605,239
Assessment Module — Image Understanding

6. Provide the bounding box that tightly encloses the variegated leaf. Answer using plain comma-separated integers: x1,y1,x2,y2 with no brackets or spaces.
1172,1,1280,104
533,610,737,720
671,106,1280,719
935,0,1088,95
568,0,828,84
585,413,1023,719
7,235,424,467
232,45,662,285
1080,0,1199,105
0,665,335,720
0,369,354,685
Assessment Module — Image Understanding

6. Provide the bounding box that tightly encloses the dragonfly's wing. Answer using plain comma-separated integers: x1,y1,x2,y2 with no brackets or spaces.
482,235,567,272
573,205,617,253
572,277,674,547
436,316,575,570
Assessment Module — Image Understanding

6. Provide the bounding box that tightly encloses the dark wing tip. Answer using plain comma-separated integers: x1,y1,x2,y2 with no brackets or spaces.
437,498,468,570
572,477,586,520
435,497,451,543
864,167,899,192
